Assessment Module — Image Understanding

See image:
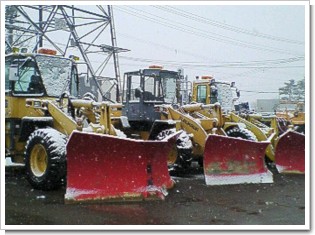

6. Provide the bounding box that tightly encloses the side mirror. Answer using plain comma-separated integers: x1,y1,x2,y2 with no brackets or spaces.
9,64,19,81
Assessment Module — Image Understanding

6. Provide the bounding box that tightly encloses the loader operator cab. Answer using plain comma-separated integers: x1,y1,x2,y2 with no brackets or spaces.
5,48,79,164
122,66,180,130
192,76,240,113
5,50,79,98
193,76,218,104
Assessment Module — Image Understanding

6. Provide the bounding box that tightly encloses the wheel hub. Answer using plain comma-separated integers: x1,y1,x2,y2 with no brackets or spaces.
30,144,48,177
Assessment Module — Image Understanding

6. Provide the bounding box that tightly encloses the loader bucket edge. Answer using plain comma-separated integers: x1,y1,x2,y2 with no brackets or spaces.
203,135,273,185
275,130,305,174
65,130,180,203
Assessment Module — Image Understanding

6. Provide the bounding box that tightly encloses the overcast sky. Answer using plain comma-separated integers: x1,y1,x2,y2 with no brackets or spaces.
110,3,306,104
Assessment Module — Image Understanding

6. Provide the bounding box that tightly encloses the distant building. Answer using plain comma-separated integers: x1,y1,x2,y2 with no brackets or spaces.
257,99,303,113
256,99,280,113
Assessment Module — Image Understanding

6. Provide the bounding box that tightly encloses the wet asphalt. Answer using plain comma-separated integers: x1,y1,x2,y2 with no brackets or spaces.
5,165,306,227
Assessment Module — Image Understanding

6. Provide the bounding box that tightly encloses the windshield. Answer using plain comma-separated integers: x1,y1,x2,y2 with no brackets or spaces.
196,85,207,103
35,55,72,96
123,70,178,103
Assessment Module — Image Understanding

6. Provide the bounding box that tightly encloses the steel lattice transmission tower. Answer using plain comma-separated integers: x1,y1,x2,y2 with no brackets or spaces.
5,5,128,102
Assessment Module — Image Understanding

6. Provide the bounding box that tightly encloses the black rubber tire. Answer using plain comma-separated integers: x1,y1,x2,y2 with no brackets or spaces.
226,127,258,141
25,129,67,190
177,148,193,169
294,125,305,134
156,129,193,172
264,156,279,175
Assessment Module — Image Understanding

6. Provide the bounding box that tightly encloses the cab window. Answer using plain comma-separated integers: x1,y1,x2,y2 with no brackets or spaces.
14,60,36,92
144,76,159,101
9,57,45,95
123,75,141,102
5,61,10,90
161,73,177,104
70,66,79,97
196,85,207,103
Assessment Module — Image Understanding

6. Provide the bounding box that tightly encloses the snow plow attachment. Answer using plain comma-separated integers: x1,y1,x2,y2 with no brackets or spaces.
275,130,305,174
203,135,273,185
65,130,180,203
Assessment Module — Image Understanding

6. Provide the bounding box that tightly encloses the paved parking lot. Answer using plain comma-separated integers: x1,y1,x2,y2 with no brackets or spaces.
5,165,306,227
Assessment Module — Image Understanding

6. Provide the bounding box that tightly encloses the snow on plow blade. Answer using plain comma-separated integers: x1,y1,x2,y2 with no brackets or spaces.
203,135,273,185
275,130,305,174
65,131,179,203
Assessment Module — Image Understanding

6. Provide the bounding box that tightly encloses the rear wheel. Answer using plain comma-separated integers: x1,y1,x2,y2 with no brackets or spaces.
25,129,67,190
226,127,257,141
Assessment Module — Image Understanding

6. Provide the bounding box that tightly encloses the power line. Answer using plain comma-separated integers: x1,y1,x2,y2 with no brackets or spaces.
153,6,304,45
240,90,279,94
54,38,304,68
52,37,305,80
114,6,302,56
116,31,213,62
119,55,304,69
117,31,305,65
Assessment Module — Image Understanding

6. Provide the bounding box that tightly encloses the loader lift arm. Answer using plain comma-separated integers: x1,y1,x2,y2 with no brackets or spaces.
25,98,118,136
164,103,223,156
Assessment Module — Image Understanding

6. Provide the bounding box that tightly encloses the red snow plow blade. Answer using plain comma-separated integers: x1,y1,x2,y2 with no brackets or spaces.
203,135,273,185
65,131,180,203
275,130,305,174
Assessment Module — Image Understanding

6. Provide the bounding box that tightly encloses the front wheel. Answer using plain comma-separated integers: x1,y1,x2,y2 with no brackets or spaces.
157,129,193,171
25,129,67,190
225,127,257,141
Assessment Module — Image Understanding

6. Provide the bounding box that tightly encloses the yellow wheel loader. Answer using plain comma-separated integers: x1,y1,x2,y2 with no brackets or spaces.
5,51,179,203
274,101,305,134
120,67,273,185
159,103,273,185
191,76,305,174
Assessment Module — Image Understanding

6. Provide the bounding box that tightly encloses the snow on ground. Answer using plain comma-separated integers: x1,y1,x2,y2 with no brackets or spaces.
5,158,25,167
